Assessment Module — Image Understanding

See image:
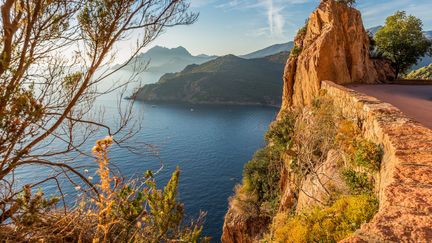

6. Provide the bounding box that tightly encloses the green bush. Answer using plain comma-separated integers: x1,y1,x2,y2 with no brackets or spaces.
243,147,281,209
342,169,374,195
290,45,302,59
265,111,297,151
352,140,382,171
270,194,378,242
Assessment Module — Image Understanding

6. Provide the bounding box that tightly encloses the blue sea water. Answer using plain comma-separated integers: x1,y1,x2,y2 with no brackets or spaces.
14,98,278,241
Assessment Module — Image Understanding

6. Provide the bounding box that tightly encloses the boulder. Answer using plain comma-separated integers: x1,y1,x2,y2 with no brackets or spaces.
281,0,395,109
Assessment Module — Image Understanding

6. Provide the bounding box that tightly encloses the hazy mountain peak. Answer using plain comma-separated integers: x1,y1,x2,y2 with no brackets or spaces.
144,45,191,57
172,46,190,55
366,25,382,35
220,54,242,60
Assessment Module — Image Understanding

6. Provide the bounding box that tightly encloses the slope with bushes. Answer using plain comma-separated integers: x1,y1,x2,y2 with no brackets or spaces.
222,94,382,242
406,63,432,79
133,52,288,106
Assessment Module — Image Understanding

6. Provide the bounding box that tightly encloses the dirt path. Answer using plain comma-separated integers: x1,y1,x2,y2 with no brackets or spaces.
348,84,432,129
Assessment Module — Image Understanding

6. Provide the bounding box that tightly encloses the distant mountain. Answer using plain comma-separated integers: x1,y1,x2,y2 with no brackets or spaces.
367,26,432,70
133,52,289,106
116,46,216,74
366,26,382,36
241,42,294,59
423,30,432,39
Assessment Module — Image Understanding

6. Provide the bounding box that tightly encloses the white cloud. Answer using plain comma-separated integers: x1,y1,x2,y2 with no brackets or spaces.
215,0,315,37
263,0,285,37
359,0,432,29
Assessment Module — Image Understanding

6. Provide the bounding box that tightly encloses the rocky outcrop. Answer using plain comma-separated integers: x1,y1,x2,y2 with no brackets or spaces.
281,0,395,109
221,206,270,243
322,81,432,242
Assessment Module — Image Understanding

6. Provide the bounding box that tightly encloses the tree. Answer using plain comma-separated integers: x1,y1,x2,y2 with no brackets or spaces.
0,0,198,236
336,0,356,7
375,11,432,79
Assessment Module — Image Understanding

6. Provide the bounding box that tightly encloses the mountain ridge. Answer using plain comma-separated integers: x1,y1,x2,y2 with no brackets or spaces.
133,52,289,106
240,42,294,59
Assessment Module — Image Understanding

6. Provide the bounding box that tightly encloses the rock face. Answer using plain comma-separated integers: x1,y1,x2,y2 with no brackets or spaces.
221,206,270,243
281,0,395,109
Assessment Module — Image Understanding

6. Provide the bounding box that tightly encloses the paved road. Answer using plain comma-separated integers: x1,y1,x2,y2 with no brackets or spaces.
348,84,432,129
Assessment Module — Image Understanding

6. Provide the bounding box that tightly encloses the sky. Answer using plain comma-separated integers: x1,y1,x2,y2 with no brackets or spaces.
116,0,432,62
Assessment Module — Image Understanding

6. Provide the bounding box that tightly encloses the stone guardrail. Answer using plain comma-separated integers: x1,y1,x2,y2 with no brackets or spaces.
322,81,432,242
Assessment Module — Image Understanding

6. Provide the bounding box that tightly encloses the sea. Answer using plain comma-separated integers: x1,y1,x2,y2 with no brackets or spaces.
13,70,279,241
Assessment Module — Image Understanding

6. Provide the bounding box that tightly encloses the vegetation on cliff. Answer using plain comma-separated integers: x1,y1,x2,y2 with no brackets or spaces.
133,52,288,106
2,137,208,242
270,194,378,243
263,96,381,242
224,93,382,242
406,63,432,80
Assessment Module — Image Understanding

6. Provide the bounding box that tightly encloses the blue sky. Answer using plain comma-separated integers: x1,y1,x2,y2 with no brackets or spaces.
118,0,432,60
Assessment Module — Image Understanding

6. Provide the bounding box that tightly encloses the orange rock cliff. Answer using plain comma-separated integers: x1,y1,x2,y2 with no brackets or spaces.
281,0,394,109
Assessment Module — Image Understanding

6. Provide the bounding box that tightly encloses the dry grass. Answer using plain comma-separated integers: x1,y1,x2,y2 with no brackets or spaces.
0,137,208,242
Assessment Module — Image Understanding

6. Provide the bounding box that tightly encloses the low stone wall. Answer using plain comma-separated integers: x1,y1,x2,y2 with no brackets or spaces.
322,81,432,242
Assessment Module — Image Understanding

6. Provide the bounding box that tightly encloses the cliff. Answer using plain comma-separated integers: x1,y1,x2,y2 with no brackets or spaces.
323,81,432,242
281,0,395,109
222,0,431,242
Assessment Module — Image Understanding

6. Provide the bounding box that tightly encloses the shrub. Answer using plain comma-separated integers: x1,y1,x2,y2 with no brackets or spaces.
290,45,302,59
375,11,432,79
292,96,338,178
14,186,60,227
352,140,382,171
265,111,297,151
1,137,208,242
270,194,378,242
342,169,374,195
243,146,282,211
336,120,383,171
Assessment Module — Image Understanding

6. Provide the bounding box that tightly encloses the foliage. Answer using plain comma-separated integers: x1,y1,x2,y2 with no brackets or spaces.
0,0,198,229
1,137,208,242
243,146,282,213
337,121,382,171
291,96,338,179
91,136,207,242
290,19,308,60
336,121,380,194
238,95,383,242
290,45,302,59
351,140,382,171
14,186,60,227
375,11,432,78
238,111,298,216
342,169,375,195
269,194,378,243
265,111,297,151
406,63,432,80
